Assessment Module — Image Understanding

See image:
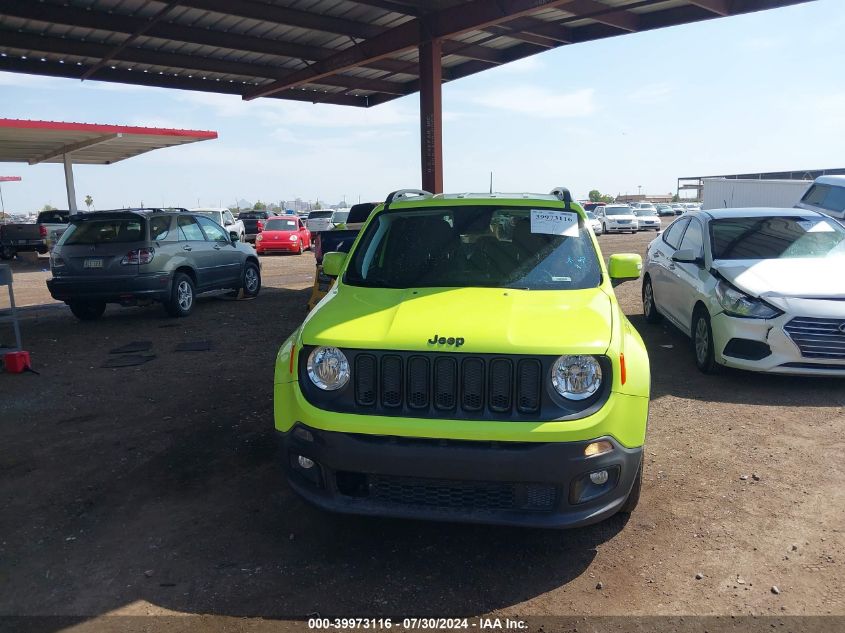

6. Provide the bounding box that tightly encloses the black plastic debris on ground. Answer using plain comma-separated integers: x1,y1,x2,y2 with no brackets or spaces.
173,340,212,352
109,341,153,354
101,354,157,368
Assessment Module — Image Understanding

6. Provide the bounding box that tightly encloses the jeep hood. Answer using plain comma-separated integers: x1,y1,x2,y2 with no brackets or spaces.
302,286,614,355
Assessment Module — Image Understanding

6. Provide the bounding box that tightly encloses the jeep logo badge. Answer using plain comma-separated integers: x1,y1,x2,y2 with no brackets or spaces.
428,333,465,347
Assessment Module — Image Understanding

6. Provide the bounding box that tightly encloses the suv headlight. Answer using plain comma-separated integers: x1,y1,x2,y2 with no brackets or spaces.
551,355,602,400
306,346,350,390
715,280,781,319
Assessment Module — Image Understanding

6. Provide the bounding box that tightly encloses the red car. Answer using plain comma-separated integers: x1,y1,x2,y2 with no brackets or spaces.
255,216,311,255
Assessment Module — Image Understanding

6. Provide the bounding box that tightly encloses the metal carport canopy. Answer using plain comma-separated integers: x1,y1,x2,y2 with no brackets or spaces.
0,118,218,211
0,0,815,193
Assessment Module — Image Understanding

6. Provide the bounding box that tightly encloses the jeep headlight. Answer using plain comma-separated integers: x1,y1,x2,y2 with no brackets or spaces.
551,355,602,400
715,280,781,319
307,346,350,390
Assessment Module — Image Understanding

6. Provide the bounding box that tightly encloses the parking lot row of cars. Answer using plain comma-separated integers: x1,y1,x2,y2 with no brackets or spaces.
582,201,702,235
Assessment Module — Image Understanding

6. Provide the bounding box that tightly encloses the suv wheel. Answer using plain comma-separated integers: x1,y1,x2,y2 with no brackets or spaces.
642,277,663,323
241,262,261,298
602,223,607,234
166,272,195,317
692,307,720,374
69,300,106,321
0,246,15,260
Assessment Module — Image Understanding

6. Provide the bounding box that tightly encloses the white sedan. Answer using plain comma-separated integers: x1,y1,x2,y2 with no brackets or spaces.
642,208,845,375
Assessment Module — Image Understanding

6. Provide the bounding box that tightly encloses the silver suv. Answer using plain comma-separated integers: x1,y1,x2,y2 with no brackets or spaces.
47,209,261,320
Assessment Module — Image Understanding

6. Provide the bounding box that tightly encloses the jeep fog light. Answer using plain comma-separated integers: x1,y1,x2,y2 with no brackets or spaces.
551,355,602,400
584,440,613,457
590,470,609,485
307,346,350,390
297,455,315,469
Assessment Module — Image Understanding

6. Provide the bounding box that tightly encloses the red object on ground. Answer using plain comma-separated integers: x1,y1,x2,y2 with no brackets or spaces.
3,351,31,373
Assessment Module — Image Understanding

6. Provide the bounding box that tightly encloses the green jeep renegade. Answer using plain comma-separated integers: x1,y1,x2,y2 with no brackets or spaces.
274,188,649,528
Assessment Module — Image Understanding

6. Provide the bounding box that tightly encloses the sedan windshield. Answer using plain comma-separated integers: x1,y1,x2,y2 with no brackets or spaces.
634,209,657,217
266,219,298,230
710,216,845,260
308,211,332,219
345,206,602,290
605,206,631,216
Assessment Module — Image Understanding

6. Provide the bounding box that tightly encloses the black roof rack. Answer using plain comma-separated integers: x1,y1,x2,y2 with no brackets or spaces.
549,187,573,210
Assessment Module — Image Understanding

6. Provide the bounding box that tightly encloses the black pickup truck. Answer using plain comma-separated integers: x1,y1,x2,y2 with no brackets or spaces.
1,210,70,259
306,202,376,310
237,210,274,243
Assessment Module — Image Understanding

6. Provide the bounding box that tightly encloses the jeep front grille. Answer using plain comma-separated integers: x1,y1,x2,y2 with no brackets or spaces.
298,347,611,421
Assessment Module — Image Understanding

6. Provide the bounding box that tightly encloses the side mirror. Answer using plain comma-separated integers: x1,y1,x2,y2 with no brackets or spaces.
229,230,240,243
672,249,702,265
608,253,642,284
322,251,347,278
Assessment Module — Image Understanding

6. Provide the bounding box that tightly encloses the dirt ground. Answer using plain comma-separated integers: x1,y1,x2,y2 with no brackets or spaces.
1,232,843,628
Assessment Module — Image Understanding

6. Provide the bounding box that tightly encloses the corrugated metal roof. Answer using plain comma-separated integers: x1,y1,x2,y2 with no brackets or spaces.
0,0,816,107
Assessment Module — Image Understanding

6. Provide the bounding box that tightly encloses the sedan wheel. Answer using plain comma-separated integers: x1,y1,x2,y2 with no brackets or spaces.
642,277,662,324
692,309,720,374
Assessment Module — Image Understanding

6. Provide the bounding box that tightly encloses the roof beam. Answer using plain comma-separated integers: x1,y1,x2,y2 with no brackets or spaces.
0,30,409,94
179,0,383,39
0,57,373,107
80,0,183,80
29,134,122,165
0,0,410,76
243,0,577,99
562,0,639,32
687,0,732,15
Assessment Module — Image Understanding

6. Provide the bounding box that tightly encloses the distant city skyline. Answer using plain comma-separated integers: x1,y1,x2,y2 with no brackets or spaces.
0,0,843,212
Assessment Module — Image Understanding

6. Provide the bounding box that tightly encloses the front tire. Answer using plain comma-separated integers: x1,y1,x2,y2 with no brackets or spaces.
642,276,663,324
69,300,106,321
241,261,261,298
692,307,720,374
0,246,15,260
165,272,195,318
602,223,607,234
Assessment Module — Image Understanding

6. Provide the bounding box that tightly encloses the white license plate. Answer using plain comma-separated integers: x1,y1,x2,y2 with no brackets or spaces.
84,258,103,269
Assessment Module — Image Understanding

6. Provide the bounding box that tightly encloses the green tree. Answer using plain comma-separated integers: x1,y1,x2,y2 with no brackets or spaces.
671,193,681,202
253,200,266,211
588,190,614,203
313,201,322,210
41,204,56,212
84,195,93,211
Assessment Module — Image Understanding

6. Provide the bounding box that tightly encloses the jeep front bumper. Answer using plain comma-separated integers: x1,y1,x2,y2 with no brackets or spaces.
279,425,642,528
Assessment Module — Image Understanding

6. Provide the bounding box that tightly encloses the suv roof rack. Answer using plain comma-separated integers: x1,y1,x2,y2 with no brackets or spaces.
383,189,433,209
549,187,573,210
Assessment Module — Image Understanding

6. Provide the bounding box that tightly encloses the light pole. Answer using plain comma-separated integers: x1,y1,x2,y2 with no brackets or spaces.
637,185,642,198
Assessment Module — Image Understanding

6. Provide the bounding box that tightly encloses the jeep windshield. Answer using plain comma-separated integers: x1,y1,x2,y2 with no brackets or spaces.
344,206,602,290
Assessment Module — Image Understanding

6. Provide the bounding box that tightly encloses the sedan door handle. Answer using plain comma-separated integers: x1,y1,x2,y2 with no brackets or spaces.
182,245,192,251
213,244,222,250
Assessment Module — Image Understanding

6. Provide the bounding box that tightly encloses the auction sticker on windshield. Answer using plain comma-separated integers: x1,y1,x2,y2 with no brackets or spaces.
531,209,579,237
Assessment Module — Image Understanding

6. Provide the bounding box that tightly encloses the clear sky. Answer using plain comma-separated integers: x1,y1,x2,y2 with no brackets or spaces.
0,0,842,212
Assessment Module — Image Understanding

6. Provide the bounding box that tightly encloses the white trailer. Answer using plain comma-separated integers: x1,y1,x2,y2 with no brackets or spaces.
702,178,811,210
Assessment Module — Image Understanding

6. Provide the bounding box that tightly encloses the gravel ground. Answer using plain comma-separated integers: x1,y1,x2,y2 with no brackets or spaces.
1,232,843,625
